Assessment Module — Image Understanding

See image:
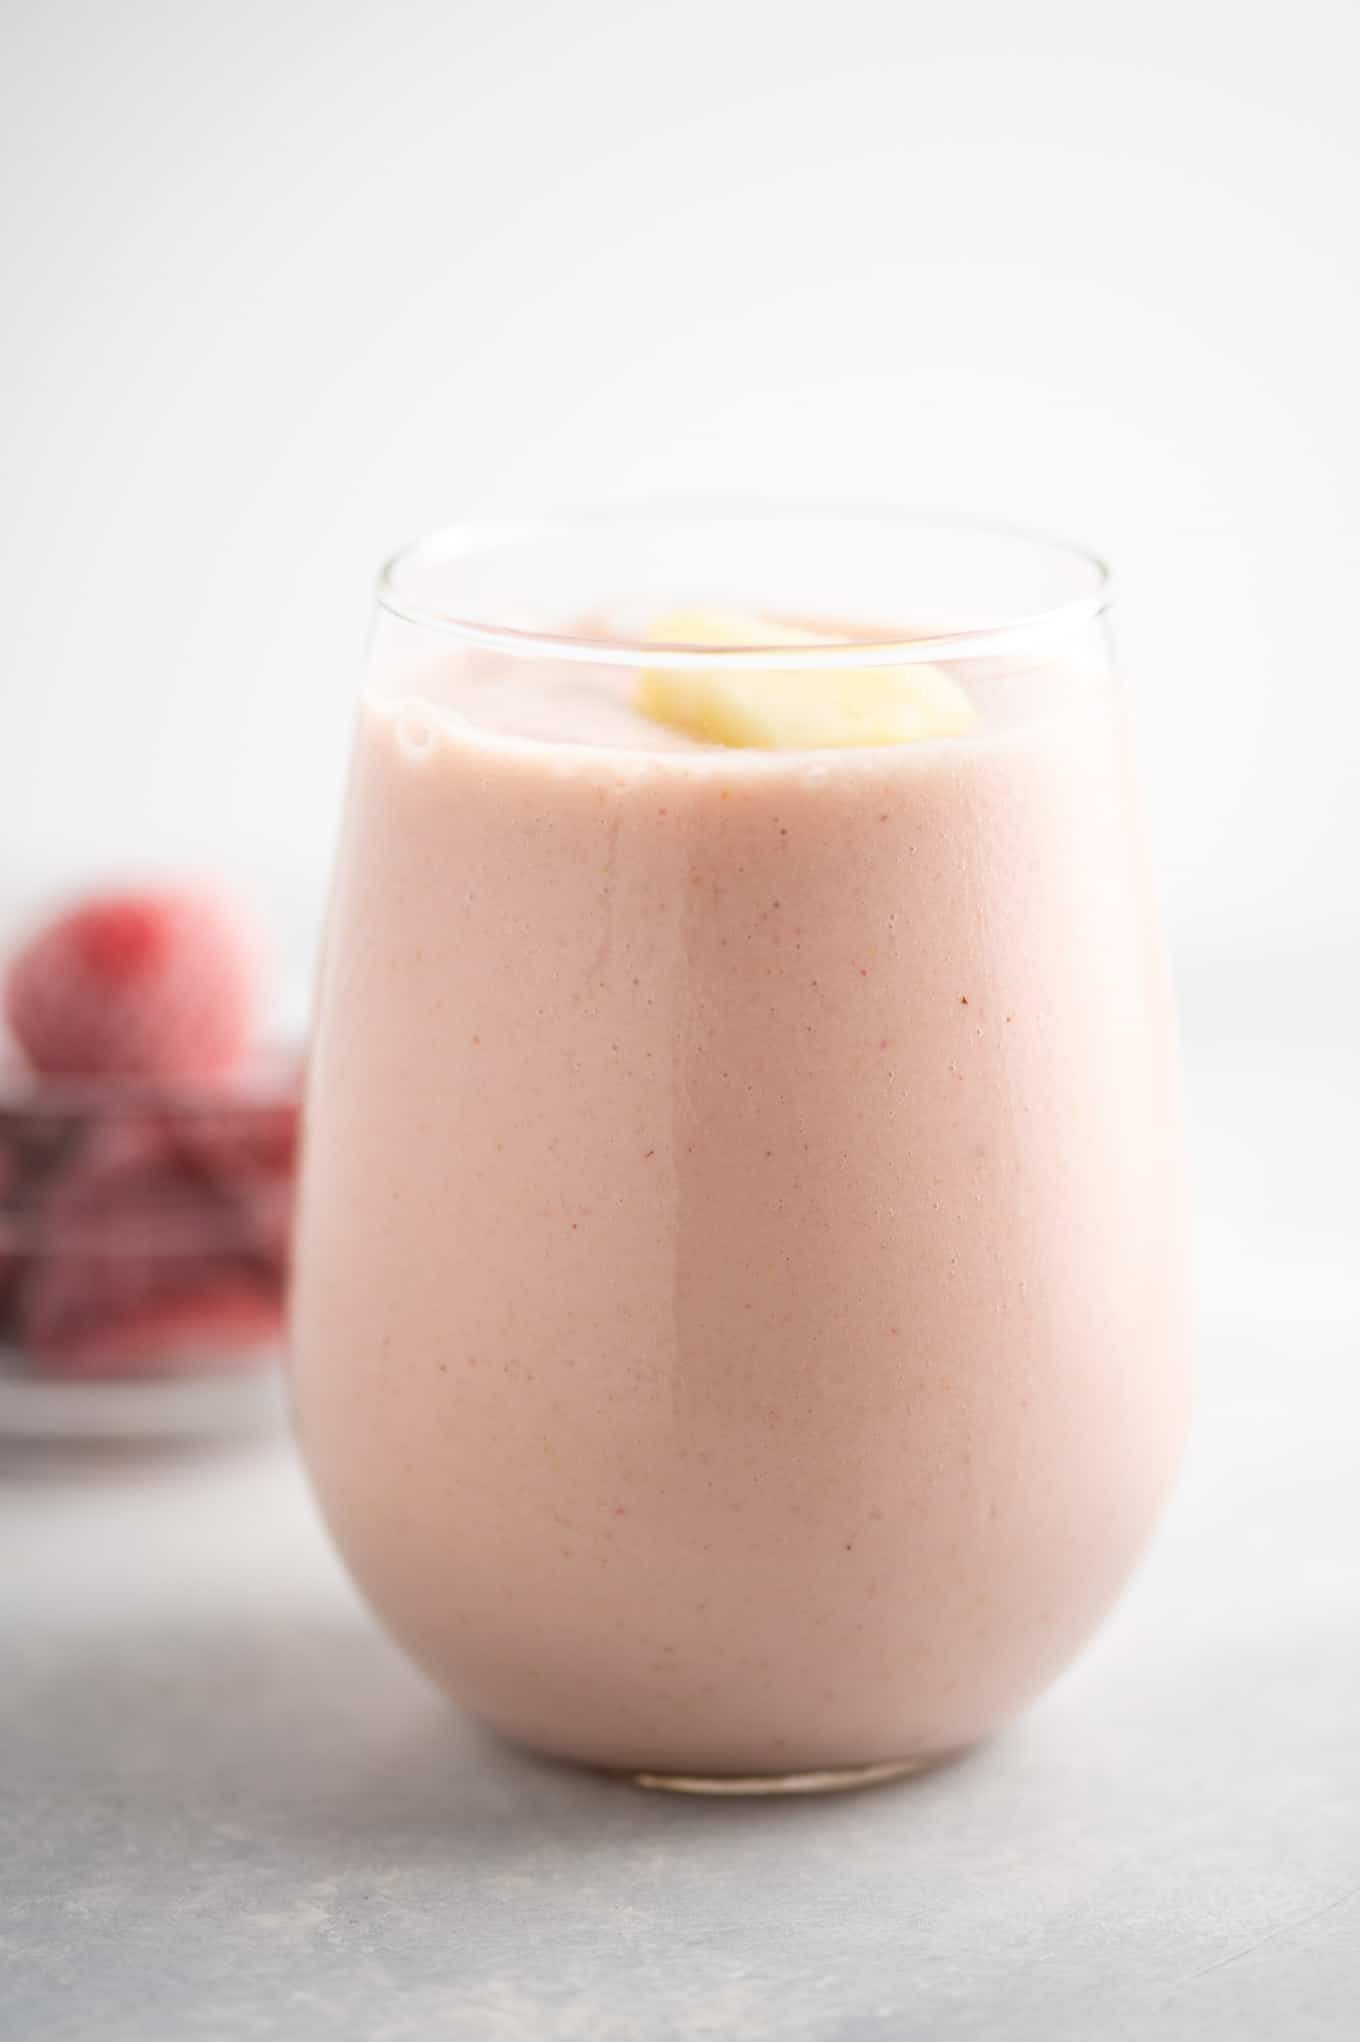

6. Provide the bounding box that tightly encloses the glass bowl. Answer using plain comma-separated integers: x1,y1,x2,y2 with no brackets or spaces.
0,1053,301,1439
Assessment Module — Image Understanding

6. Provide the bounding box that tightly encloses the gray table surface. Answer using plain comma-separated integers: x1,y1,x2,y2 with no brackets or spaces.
3,987,1358,2041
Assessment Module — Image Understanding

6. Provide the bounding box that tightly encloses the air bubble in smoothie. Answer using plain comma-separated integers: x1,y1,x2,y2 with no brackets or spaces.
395,703,437,759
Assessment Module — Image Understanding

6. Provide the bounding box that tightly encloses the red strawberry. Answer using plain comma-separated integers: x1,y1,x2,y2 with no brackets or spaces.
33,1113,234,1246
175,1097,299,1273
16,1116,283,1377
177,1099,299,1185
21,1255,283,1377
0,1138,19,1321
5,890,258,1081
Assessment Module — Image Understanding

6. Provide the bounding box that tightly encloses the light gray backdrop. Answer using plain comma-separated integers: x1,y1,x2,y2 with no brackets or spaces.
1,0,1357,1002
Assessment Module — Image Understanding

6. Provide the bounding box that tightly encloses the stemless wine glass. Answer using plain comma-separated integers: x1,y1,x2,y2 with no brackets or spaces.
291,509,1190,1794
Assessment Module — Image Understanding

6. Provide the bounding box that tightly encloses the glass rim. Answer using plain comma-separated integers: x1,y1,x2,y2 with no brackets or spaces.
376,503,1112,671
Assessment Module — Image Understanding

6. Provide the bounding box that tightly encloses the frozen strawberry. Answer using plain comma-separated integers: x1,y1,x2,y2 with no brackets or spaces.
33,1113,237,1250
20,1252,283,1377
178,1099,299,1182
5,890,258,1081
14,1112,284,1376
0,1103,89,1329
175,1097,300,1273
0,1094,89,1191
0,1138,18,1320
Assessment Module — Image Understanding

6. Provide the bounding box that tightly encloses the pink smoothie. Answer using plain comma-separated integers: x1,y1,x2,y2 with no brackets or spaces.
291,643,1189,1777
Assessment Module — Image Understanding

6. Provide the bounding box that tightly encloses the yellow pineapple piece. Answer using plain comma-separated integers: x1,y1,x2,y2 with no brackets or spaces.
635,610,976,750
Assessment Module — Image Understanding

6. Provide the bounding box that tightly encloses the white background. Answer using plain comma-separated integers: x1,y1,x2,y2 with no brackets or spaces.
2,0,1357,997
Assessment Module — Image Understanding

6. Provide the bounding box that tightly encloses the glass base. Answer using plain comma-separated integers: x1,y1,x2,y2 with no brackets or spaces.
626,1755,933,1797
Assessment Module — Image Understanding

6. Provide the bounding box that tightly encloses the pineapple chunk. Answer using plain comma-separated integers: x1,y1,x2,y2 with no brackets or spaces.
635,610,976,749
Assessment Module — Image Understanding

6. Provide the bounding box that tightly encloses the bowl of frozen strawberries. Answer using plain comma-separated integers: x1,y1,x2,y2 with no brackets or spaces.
0,887,301,1435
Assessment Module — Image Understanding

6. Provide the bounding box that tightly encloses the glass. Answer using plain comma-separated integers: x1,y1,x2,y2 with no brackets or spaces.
292,509,1190,1792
